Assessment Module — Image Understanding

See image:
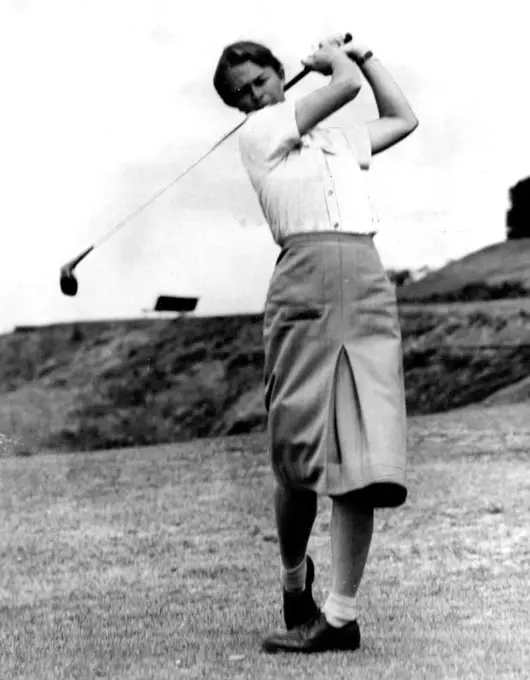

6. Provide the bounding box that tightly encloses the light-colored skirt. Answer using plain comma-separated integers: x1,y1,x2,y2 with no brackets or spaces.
263,231,407,507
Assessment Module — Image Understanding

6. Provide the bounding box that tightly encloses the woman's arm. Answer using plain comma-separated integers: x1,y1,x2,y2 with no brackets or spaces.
345,42,419,154
295,45,363,137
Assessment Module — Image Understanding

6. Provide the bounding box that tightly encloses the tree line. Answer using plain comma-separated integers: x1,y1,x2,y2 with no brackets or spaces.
507,177,530,240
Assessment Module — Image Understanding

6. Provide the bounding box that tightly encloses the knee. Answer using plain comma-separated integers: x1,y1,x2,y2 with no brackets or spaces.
275,483,317,506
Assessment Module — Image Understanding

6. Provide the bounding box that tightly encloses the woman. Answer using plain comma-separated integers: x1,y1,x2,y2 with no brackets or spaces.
213,34,418,654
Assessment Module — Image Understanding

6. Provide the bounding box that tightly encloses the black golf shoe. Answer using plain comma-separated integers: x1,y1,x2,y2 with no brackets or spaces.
262,611,361,654
282,555,319,630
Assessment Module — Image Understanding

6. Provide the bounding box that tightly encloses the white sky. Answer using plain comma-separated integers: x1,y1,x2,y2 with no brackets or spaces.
1,0,529,332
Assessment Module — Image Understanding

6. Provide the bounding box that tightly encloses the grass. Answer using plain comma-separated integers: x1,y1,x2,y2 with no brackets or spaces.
397,239,530,302
1,403,529,679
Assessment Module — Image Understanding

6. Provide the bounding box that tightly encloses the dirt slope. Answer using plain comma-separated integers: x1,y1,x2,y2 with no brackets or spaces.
1,298,530,455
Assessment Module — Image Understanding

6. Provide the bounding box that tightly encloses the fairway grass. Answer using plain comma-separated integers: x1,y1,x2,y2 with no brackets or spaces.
1,403,529,679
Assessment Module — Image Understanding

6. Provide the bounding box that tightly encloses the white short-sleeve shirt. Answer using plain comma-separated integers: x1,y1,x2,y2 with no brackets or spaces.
239,99,375,245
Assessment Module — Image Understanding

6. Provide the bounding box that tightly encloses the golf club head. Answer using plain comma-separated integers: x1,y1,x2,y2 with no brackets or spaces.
59,246,93,297
60,268,78,296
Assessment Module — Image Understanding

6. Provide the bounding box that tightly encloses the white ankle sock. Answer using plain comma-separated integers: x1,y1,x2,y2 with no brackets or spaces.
322,591,357,628
281,557,307,593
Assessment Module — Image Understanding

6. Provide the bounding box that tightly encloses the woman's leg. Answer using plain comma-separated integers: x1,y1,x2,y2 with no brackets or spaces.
274,483,318,571
322,493,374,626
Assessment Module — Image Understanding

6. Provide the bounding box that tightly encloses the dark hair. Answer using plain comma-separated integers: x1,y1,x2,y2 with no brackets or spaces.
213,41,284,107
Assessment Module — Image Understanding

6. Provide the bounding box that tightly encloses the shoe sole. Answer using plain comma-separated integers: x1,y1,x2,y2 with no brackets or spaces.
262,638,361,654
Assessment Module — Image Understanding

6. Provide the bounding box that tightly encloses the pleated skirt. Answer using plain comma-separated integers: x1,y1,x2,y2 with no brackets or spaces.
263,231,408,507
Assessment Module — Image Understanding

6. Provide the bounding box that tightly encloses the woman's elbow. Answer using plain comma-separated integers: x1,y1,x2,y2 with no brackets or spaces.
407,114,419,133
399,115,419,141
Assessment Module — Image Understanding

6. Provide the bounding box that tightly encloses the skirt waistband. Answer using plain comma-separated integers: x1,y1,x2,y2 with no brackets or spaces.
279,230,376,250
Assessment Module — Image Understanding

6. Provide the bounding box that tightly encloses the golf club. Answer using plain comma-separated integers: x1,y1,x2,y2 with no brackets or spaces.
59,33,352,296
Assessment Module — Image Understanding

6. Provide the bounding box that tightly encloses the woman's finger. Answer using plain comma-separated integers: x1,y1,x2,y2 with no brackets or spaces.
318,34,346,49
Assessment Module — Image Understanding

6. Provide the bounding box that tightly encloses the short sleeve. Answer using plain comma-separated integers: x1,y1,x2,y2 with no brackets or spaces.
239,100,301,178
344,125,372,170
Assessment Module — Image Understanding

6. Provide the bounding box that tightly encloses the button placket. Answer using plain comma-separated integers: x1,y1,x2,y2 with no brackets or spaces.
306,133,342,230
321,152,341,230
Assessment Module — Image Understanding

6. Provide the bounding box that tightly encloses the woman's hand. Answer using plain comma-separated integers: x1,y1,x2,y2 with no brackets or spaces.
318,34,371,64
301,44,348,76
341,39,372,63
318,34,348,50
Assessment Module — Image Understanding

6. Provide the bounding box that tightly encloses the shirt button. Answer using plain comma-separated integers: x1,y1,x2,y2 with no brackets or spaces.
333,222,339,229
328,189,334,196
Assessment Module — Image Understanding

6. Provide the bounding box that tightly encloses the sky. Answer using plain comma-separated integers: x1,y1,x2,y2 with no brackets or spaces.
1,0,529,332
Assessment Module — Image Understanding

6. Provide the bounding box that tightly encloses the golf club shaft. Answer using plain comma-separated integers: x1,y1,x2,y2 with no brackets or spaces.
70,66,312,267
63,33,352,271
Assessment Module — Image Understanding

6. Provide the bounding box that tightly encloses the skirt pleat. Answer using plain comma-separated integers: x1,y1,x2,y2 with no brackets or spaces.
263,231,407,507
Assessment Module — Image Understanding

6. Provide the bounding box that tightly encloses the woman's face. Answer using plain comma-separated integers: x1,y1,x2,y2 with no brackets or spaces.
227,61,285,113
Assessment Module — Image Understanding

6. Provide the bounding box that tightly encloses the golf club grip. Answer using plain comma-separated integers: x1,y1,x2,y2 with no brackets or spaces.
285,32,352,90
284,67,311,91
